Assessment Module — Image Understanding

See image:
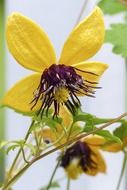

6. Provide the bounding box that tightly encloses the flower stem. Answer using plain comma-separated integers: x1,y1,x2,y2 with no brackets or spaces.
46,121,74,190
75,0,88,26
67,178,70,190
46,160,60,190
116,152,127,190
5,120,35,182
2,111,127,190
21,148,30,164
0,0,5,184
125,59,127,114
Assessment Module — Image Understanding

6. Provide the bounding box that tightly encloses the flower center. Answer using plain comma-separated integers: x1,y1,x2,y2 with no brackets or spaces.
31,64,97,117
54,87,69,103
60,141,97,173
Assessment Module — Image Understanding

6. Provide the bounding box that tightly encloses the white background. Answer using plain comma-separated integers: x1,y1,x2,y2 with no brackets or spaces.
5,0,126,189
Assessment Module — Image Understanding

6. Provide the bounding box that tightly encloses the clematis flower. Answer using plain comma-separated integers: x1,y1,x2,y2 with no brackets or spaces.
2,7,108,117
60,136,106,179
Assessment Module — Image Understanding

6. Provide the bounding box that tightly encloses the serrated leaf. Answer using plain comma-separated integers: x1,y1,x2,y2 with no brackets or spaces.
98,0,127,15
114,122,127,140
105,23,127,58
6,144,20,154
95,130,122,144
40,181,60,190
0,141,9,149
12,140,25,146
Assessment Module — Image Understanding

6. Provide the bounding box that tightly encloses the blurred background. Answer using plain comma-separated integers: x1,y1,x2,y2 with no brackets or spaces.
0,0,127,189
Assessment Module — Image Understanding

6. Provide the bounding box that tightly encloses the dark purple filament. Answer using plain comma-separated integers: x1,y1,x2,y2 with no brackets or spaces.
30,64,99,117
60,141,97,172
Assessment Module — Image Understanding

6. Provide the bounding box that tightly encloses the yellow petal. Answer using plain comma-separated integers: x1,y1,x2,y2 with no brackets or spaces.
73,61,108,83
65,159,83,179
102,143,123,152
7,12,56,72
2,74,42,113
59,106,73,127
92,148,106,173
82,135,106,147
59,7,105,65
86,148,106,176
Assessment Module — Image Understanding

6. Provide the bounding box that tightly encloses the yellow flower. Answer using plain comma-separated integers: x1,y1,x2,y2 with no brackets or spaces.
2,7,108,117
60,136,106,179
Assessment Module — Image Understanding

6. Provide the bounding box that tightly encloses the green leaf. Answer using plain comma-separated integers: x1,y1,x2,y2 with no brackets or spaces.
83,124,95,132
98,0,127,15
95,130,122,144
114,122,127,140
32,115,62,132
74,112,112,125
6,144,20,154
105,23,127,58
73,113,93,122
0,141,9,149
40,181,60,190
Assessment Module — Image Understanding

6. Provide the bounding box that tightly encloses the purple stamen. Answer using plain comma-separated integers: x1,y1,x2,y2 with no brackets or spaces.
30,64,99,117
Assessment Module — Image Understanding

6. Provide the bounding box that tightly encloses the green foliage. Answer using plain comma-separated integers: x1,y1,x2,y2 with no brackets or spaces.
114,121,127,140
106,23,127,58
40,181,60,190
95,129,122,143
32,114,62,133
73,111,122,143
0,139,36,156
73,112,111,124
98,0,127,15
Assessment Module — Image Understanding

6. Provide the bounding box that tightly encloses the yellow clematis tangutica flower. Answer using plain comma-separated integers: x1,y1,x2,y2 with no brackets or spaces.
2,6,108,117
60,135,106,179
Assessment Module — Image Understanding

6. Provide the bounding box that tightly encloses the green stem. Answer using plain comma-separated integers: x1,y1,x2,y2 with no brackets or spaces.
2,111,127,190
67,178,70,190
125,59,127,113
75,0,88,26
6,120,35,182
21,148,30,164
46,160,60,190
116,152,127,190
46,120,74,190
34,131,40,156
0,0,5,184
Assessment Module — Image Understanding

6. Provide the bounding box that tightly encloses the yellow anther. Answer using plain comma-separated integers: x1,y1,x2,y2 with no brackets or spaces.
54,87,69,103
